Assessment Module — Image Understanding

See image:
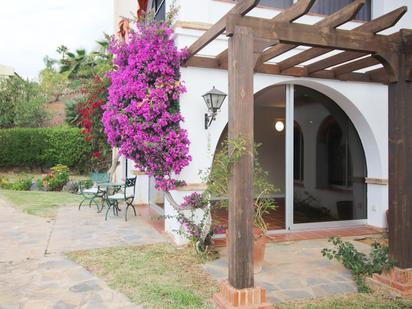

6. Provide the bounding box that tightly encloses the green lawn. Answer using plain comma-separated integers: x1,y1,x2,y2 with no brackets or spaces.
68,243,218,309
68,242,412,309
0,190,82,218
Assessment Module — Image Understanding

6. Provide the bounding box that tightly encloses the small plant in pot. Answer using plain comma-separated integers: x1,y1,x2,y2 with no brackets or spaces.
203,137,277,273
173,192,224,259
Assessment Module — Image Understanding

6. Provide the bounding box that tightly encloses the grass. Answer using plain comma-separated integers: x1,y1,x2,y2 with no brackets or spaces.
278,291,412,309
67,243,412,309
68,243,218,309
0,189,82,218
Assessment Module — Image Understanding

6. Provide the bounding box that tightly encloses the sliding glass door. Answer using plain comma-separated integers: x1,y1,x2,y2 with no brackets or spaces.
287,85,367,228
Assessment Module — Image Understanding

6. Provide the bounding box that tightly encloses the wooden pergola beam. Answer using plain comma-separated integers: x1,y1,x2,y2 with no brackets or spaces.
368,67,389,83
218,0,315,67
186,55,390,84
333,56,381,76
389,29,412,269
277,0,366,71
255,0,316,65
186,0,259,58
226,16,398,54
228,25,255,290
306,6,407,74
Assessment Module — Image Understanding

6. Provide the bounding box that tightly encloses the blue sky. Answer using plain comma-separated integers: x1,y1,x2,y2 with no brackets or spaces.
0,0,113,79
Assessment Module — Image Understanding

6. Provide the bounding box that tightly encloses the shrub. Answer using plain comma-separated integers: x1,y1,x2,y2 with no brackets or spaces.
322,237,396,293
11,174,33,191
45,164,70,191
0,127,93,171
0,176,10,189
0,174,33,191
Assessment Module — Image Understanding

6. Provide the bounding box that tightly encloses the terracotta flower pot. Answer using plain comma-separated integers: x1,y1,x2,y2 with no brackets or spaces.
225,227,266,274
253,228,266,273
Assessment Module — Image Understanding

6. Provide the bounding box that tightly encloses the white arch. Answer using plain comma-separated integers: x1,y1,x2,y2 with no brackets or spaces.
210,79,384,181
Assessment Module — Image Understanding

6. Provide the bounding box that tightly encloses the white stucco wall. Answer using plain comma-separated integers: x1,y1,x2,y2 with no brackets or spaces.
175,66,389,229
113,0,412,241
113,0,137,32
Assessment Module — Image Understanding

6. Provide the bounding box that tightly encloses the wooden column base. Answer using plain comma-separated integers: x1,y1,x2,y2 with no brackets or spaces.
213,281,272,309
367,267,412,298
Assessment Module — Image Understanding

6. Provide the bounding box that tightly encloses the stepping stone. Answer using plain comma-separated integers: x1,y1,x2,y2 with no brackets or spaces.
53,300,75,309
312,282,355,297
283,289,313,300
69,280,102,293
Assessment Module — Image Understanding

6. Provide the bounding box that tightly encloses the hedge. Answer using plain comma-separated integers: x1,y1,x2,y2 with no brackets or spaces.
0,127,93,171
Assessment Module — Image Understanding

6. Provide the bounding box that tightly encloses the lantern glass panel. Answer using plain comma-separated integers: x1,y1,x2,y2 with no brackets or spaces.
202,94,212,110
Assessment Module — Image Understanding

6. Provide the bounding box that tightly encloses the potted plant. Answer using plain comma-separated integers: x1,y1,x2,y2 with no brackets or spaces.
203,137,277,273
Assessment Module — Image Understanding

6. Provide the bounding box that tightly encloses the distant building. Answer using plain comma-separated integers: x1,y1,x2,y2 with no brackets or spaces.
0,65,15,78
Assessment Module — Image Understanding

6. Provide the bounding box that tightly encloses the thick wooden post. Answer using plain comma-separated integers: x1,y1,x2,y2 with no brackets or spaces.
228,25,255,289
389,30,412,269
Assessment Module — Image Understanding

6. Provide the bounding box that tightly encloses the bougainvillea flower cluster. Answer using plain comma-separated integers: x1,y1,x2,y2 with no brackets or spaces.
180,192,208,210
103,21,191,190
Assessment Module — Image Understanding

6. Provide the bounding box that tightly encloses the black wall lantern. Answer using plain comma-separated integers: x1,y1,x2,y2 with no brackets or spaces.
202,86,227,129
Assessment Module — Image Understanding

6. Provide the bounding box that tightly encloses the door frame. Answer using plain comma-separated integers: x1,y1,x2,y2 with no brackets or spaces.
283,83,368,231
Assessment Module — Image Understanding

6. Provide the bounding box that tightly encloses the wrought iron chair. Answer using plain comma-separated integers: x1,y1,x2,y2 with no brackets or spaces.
78,173,109,212
105,177,137,221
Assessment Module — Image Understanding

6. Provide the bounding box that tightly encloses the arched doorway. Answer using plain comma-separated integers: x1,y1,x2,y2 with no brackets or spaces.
294,85,367,226
212,84,368,231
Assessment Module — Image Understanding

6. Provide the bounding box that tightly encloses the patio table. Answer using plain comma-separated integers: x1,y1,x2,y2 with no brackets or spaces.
98,182,124,215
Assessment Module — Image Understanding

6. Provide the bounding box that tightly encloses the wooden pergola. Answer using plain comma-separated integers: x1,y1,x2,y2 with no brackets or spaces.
183,0,412,299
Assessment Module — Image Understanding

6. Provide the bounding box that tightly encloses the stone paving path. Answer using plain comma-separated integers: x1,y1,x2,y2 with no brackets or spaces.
204,238,372,304
0,198,165,309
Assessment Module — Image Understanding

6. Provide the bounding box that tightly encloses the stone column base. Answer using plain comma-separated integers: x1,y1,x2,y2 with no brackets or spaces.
367,267,412,298
213,280,273,309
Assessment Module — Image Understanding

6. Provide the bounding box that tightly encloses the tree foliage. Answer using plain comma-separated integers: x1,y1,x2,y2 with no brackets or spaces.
0,76,49,128
56,35,112,81
39,57,70,103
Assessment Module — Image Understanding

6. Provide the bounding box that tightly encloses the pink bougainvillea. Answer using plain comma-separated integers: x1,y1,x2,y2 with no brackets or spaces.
103,21,191,190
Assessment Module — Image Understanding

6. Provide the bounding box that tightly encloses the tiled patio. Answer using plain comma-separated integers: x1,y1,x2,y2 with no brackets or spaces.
204,237,376,304
0,198,165,309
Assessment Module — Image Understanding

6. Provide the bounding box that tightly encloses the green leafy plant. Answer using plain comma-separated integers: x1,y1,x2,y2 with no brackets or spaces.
203,137,277,233
0,176,11,189
0,174,33,191
43,164,70,191
322,237,396,293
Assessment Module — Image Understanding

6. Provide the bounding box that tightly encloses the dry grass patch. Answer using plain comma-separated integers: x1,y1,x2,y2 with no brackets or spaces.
278,290,412,309
68,243,218,309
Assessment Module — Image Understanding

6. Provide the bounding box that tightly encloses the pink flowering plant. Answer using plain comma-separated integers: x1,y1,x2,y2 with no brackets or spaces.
179,192,208,210
103,20,191,190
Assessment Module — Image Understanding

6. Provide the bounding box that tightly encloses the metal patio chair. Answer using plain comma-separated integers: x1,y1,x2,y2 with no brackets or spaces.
78,172,110,212
105,177,137,221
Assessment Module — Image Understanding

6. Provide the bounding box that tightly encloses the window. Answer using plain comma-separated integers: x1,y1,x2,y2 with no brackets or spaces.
231,0,293,9
293,122,304,182
259,0,293,9
232,0,371,21
310,0,371,21
151,0,166,22
318,116,352,188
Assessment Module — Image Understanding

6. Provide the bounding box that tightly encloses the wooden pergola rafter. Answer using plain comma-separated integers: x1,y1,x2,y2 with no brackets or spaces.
185,0,408,84
183,0,412,300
